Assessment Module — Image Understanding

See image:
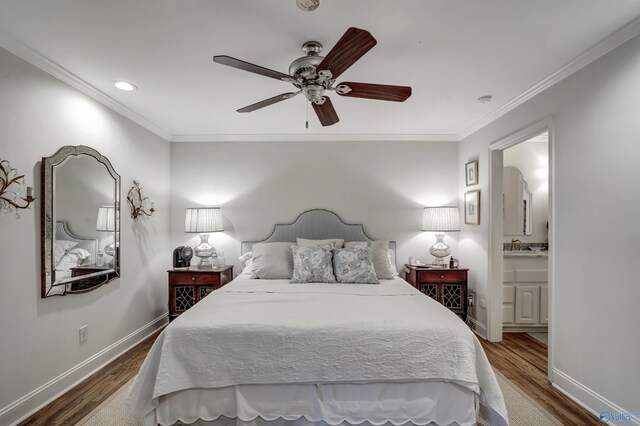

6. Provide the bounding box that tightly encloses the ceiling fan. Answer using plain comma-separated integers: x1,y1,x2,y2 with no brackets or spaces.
213,27,412,127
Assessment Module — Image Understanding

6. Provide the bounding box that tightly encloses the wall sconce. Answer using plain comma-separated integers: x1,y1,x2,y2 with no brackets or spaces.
0,158,35,219
126,180,155,220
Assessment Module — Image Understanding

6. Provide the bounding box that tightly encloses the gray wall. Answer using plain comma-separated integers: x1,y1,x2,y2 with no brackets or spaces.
0,47,171,423
170,140,460,272
459,33,640,413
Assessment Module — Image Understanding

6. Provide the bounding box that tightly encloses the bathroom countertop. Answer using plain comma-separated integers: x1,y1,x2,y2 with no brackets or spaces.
504,250,548,257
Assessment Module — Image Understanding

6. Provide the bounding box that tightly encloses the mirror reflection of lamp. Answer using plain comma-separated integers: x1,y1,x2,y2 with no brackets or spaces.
184,207,224,268
96,206,117,263
421,206,461,267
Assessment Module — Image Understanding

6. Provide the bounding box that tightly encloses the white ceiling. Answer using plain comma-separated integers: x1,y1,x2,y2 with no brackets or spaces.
1,1,640,141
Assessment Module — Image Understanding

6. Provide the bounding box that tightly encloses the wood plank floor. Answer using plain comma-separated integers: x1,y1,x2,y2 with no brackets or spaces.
20,330,600,425
18,330,162,426
480,332,601,425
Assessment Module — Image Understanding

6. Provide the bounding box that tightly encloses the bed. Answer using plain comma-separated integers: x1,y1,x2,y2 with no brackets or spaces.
127,209,508,426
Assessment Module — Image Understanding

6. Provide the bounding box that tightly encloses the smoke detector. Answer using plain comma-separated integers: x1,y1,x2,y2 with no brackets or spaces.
297,0,319,11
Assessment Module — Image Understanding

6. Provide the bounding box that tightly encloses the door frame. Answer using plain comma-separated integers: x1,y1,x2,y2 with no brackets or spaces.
486,117,555,380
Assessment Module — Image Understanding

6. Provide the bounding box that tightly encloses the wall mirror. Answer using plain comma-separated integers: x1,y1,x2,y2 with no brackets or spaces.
503,166,532,236
41,146,120,297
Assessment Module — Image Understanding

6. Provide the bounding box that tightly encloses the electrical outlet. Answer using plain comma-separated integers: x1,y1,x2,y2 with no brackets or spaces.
480,298,487,309
468,292,475,307
79,325,88,344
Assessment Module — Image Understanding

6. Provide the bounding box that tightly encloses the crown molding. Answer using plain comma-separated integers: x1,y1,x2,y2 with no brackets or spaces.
0,32,172,141
457,16,640,141
4,14,640,145
170,133,459,143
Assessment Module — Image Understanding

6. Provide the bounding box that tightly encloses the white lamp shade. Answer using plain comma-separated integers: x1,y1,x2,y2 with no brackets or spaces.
96,206,116,232
185,207,224,233
421,207,461,232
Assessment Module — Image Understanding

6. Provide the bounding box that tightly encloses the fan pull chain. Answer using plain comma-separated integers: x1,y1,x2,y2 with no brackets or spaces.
306,101,309,129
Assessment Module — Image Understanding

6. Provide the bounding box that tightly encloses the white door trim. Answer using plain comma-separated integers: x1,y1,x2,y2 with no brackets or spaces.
487,117,555,381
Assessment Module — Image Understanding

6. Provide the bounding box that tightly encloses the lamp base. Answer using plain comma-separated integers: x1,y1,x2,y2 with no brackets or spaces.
429,232,451,267
194,233,217,268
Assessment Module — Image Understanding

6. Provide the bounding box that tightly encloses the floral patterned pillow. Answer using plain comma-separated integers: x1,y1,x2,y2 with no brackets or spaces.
333,245,380,284
290,244,336,283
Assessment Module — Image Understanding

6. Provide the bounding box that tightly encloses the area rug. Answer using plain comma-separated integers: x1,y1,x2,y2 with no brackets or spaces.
78,371,561,425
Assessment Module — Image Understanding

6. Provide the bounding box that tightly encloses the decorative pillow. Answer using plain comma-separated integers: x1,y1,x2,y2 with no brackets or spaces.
333,245,379,284
250,243,294,279
296,238,344,249
56,247,92,271
54,240,78,265
290,244,336,283
345,240,397,279
241,258,253,275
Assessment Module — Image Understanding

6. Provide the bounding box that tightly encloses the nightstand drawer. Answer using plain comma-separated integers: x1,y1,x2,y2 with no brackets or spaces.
170,273,219,285
418,270,466,283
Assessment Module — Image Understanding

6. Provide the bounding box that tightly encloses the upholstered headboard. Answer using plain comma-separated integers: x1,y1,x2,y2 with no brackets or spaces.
241,209,396,266
55,221,98,265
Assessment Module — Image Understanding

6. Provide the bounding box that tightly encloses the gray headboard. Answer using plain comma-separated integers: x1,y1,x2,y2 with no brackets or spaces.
241,209,396,265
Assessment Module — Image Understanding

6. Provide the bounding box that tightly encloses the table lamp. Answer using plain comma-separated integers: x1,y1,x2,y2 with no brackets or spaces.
185,207,224,267
421,206,460,267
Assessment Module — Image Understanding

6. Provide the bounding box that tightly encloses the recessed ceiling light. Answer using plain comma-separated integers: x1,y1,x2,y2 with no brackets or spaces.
477,95,493,104
113,81,137,91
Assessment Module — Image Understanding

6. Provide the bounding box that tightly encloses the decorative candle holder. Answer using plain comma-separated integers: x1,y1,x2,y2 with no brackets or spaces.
0,158,35,219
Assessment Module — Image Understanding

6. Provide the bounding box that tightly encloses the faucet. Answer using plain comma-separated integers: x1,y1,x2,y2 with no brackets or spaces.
510,239,521,251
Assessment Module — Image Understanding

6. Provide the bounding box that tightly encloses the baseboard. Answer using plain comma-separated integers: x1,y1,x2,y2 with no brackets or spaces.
552,368,640,426
0,314,168,426
467,317,488,339
503,326,548,333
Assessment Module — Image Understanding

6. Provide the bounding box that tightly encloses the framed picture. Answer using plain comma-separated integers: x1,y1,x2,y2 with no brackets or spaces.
465,190,480,225
465,160,478,186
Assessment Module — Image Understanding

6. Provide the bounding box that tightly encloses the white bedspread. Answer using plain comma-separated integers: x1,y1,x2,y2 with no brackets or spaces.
127,276,507,425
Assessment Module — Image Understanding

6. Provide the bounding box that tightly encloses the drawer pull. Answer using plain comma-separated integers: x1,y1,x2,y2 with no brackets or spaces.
191,276,196,281
440,274,445,279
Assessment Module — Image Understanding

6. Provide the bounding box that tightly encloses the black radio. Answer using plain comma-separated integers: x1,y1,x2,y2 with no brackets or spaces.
173,246,193,268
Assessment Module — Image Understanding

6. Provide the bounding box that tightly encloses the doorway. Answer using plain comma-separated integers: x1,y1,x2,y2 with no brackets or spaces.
486,118,554,380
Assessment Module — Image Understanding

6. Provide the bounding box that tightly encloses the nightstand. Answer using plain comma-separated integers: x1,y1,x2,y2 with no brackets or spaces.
168,266,233,321
404,265,468,321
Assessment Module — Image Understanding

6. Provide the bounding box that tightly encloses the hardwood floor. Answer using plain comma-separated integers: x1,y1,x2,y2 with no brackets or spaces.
20,330,599,425
18,330,162,426
480,332,601,425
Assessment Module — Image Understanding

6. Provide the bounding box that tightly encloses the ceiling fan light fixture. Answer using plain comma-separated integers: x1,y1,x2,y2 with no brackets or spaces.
296,0,319,11
113,81,137,91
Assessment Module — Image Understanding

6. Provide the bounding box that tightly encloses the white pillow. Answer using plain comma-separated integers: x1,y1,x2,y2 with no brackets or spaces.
250,242,294,279
296,238,344,249
239,251,252,269
56,247,92,271
345,240,397,279
54,240,78,265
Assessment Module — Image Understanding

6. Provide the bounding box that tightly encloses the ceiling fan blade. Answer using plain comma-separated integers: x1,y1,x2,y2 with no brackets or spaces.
237,92,298,113
213,55,293,82
335,82,412,102
312,97,339,127
316,27,377,80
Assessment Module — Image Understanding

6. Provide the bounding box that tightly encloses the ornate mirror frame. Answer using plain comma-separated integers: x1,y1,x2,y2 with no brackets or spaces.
41,145,121,297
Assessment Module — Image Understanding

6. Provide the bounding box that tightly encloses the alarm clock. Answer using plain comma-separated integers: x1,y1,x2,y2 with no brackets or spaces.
173,246,193,268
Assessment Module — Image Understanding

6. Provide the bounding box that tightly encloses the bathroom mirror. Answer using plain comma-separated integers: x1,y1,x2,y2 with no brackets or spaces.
503,166,532,236
41,146,120,297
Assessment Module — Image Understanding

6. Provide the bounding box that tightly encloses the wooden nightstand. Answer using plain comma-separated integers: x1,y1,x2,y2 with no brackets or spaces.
404,265,468,321
168,266,233,321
